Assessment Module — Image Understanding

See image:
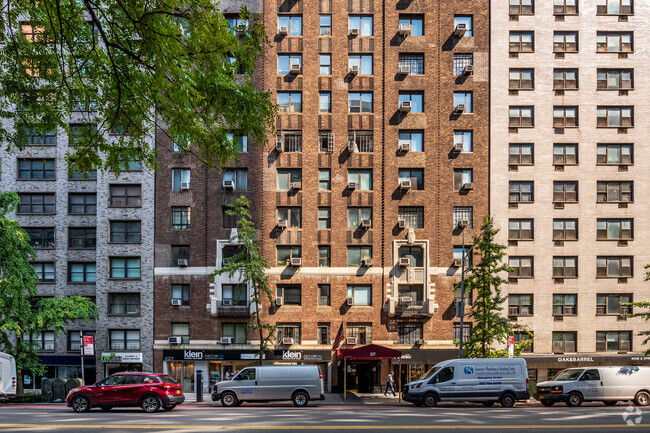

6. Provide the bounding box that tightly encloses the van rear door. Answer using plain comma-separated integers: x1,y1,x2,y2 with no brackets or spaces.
578,369,604,400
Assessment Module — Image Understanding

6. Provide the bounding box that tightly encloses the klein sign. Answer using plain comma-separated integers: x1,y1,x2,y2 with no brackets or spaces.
281,351,323,362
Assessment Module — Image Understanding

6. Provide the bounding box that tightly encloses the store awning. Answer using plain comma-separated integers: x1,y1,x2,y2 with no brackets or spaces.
337,344,402,361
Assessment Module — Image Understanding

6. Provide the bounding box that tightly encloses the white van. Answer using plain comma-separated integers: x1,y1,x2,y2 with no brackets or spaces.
536,366,650,407
402,358,530,407
212,365,324,407
0,352,17,401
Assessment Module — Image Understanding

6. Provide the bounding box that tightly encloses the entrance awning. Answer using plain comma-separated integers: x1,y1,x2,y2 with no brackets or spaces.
337,344,402,360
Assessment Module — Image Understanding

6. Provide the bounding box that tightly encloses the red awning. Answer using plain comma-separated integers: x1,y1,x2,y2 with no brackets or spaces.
337,344,402,361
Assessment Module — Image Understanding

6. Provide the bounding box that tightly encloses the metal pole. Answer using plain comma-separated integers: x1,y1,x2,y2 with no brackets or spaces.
343,358,347,403
398,358,402,403
80,331,85,385
458,229,465,359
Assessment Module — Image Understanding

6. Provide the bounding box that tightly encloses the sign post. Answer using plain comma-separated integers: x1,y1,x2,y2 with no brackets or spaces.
508,336,514,358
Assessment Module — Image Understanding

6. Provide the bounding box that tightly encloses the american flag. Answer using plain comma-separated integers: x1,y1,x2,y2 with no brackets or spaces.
332,323,345,352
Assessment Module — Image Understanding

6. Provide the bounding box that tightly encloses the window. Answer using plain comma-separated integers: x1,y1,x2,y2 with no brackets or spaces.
398,323,423,345
320,15,331,35
553,106,578,127
553,256,578,278
109,185,142,207
597,70,633,90
597,0,633,15
453,323,472,341
349,93,373,113
348,207,372,228
18,193,55,214
510,32,534,52
277,15,302,36
553,219,578,241
276,131,302,152
398,92,424,113
226,15,248,32
509,181,533,202
514,332,533,353
398,207,424,229
68,330,95,352
277,285,301,305
509,69,533,90
348,131,373,153
222,206,239,229
319,285,330,306
399,15,423,36
318,208,330,229
68,262,96,283
553,181,578,203
109,329,140,350
347,246,372,267
109,257,141,279
510,0,534,15
20,127,56,146
597,32,633,53
509,144,533,165
398,285,424,303
597,294,632,315
553,294,577,315
399,131,423,152
23,331,55,351
399,169,424,190
317,323,330,345
597,256,632,278
347,286,371,306
277,207,302,228
453,169,472,191
597,219,633,240
277,92,302,113
277,246,301,266
68,166,97,180
318,131,334,153
553,69,578,90
277,169,301,190
597,144,632,165
171,169,191,191
109,293,140,315
399,53,424,75
171,323,190,344
398,246,423,267
277,54,302,75
453,54,473,76
32,262,55,282
171,245,190,267
319,93,331,113
453,92,471,113
222,245,243,266
319,54,331,75
171,284,190,306
453,207,473,229
17,158,55,180
509,219,533,240
25,228,55,249
553,144,578,165
68,193,96,215
554,0,577,14
109,221,140,243
69,124,96,146
453,246,472,268
509,107,534,127
223,323,247,344
597,181,633,203
348,55,373,75
508,294,533,316
318,246,331,267
222,284,246,306
318,169,331,190
509,256,533,278
171,207,190,229
223,169,248,190
454,16,472,37
596,331,631,352
597,107,633,128
348,16,373,36
348,170,372,190
277,323,301,343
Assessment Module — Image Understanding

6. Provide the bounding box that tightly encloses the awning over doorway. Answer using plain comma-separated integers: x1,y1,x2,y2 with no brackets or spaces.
337,344,402,360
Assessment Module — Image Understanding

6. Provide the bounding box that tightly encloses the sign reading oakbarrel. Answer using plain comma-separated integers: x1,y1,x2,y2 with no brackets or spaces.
162,349,261,361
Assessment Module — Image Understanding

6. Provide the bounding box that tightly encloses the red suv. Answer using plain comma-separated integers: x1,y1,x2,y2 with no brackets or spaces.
67,372,184,413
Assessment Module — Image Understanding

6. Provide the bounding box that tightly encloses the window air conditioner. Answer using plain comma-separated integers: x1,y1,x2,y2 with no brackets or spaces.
349,65,359,75
290,63,302,74
399,257,411,267
349,28,359,37
348,141,358,153
346,337,357,345
400,297,413,304
276,139,284,152
416,339,425,345
279,26,288,35
399,101,412,112
362,258,373,267
177,258,189,267
168,337,182,345
347,297,354,306
221,337,233,344
463,65,474,75
455,104,466,113
290,257,302,267
222,180,235,189
398,219,406,229
171,299,182,306
348,182,358,190
275,297,284,306
180,182,191,190
459,219,470,229
361,219,372,228
453,143,464,152
454,23,467,37
453,258,463,267
398,142,411,152
399,179,412,190
462,182,474,190
282,337,294,345
398,65,411,75
277,219,288,228
398,23,412,36
222,299,233,306
290,181,302,190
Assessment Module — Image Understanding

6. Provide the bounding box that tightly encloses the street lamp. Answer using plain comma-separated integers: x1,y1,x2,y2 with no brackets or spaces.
457,222,493,359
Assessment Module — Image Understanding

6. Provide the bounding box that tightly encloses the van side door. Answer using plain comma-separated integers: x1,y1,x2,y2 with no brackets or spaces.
579,369,604,400
233,368,258,401
431,367,455,401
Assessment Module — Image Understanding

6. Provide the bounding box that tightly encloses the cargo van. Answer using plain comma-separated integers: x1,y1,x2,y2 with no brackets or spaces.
212,365,324,407
536,366,650,407
0,352,17,401
402,358,530,407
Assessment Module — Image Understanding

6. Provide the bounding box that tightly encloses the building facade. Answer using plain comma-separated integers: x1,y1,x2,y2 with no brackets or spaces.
491,0,650,381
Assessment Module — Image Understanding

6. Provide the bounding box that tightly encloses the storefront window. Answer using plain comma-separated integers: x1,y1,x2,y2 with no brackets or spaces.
168,361,194,393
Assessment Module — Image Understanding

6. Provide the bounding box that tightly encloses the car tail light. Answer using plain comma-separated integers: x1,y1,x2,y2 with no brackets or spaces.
319,370,323,380
526,378,529,392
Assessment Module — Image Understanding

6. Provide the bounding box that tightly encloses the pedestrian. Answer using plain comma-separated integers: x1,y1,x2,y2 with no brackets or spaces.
384,370,397,397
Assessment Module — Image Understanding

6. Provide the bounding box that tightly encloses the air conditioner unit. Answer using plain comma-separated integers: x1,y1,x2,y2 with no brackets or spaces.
221,337,233,344
282,337,294,345
275,297,284,306
222,180,235,190
454,23,467,37
398,257,411,267
398,219,406,229
399,179,412,190
400,297,413,304
455,104,466,113
398,23,412,36
398,142,411,152
289,63,302,74
276,140,284,152
168,337,182,345
290,257,302,267
346,337,357,345
349,65,359,75
462,182,474,190
180,182,191,190
416,339,425,345
361,258,373,267
222,299,233,306
459,219,470,228
171,299,182,306
399,101,412,112
277,219,288,228
290,181,302,190
398,65,411,75
348,182,358,190
453,143,464,152
463,65,474,75
347,141,358,153
279,26,288,35
347,297,354,306
453,258,463,267
349,28,359,37
177,258,189,267
361,219,372,228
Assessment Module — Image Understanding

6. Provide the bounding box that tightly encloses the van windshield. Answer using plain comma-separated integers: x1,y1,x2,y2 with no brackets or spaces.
552,369,584,381
419,366,441,381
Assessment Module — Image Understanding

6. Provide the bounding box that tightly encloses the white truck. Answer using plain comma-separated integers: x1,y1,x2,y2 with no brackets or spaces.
0,352,17,401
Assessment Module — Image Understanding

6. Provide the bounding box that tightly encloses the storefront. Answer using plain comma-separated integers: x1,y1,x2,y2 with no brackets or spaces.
390,349,457,388
265,350,332,393
337,344,402,395
23,355,96,391
101,352,143,377
523,354,650,384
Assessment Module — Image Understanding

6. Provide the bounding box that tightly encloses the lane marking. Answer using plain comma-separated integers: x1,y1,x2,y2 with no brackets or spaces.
1,424,649,430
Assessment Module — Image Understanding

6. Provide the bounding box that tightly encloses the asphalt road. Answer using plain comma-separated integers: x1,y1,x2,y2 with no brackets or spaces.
0,403,649,432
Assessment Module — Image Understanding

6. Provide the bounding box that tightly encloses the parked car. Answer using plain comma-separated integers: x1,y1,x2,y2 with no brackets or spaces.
402,358,530,407
67,372,184,413
536,366,650,407
212,365,324,407
0,352,17,401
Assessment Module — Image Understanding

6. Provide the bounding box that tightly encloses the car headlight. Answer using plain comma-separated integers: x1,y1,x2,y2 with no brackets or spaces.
550,386,563,393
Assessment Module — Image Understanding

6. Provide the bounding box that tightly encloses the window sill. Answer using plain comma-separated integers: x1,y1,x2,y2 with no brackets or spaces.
508,201,534,205
596,238,633,241
18,213,57,216
107,278,142,281
36,281,56,284
596,163,633,167
597,88,634,91
107,242,142,245
108,206,143,209
107,314,142,317
596,126,634,129
508,239,534,242
67,282,97,285
509,88,534,92
595,276,632,279
17,178,56,181
597,201,634,204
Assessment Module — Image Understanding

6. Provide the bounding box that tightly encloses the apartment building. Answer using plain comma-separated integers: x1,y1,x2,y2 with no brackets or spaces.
491,0,650,381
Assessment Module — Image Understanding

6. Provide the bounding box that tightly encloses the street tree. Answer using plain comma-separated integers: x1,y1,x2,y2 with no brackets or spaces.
213,196,275,365
456,215,533,358
0,0,275,174
624,264,650,354
0,191,97,394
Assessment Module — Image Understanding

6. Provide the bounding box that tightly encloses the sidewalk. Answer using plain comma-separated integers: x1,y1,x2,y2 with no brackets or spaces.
190,392,409,406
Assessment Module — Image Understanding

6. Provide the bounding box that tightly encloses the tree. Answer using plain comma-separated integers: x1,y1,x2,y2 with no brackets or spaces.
213,196,275,365
0,0,276,174
624,264,650,355
0,192,97,394
455,215,533,358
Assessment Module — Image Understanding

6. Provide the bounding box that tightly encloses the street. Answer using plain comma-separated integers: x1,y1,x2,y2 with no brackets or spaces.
0,403,648,432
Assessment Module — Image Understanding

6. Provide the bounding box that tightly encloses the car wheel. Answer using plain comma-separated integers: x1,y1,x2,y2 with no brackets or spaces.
565,392,583,407
71,395,90,413
500,393,516,408
163,404,177,411
141,395,161,413
292,391,309,407
603,401,618,406
482,401,495,407
634,391,650,407
540,400,555,407
422,393,438,407
221,392,239,407
100,406,113,411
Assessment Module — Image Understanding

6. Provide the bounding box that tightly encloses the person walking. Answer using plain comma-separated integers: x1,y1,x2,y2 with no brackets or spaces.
384,371,397,397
